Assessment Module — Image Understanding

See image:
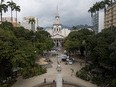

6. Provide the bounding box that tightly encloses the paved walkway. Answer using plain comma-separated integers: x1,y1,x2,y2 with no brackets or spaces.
12,52,97,87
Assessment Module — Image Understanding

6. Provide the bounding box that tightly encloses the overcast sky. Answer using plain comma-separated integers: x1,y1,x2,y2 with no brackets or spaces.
3,0,102,27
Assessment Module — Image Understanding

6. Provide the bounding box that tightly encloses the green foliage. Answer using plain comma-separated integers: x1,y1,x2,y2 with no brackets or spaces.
63,28,93,54
22,64,46,79
110,79,116,87
0,21,54,80
72,26,77,30
87,28,116,67
37,27,43,31
28,18,35,30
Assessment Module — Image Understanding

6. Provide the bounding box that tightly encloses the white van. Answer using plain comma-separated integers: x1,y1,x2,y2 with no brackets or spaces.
60,55,67,60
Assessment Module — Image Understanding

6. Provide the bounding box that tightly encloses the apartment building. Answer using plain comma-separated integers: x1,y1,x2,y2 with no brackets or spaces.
104,1,116,28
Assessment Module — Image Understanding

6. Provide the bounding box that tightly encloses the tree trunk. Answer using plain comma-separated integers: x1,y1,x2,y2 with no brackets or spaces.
111,0,113,30
31,23,33,30
104,7,106,29
16,11,17,27
91,13,93,26
0,0,2,23
34,23,35,31
11,6,12,23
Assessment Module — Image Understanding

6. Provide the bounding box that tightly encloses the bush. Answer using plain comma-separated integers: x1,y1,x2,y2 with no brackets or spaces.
110,79,116,87
2,84,8,87
22,65,47,79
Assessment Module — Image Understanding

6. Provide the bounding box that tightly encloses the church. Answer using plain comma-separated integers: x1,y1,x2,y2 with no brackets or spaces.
45,9,71,47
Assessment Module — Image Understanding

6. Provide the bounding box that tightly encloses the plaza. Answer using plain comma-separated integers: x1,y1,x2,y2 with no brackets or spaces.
12,51,97,87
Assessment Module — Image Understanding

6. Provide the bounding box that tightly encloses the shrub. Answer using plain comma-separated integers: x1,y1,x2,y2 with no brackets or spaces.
110,79,116,87
22,65,47,79
2,84,8,87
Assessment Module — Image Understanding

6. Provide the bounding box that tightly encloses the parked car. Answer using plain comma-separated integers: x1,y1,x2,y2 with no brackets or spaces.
66,58,69,62
69,60,72,65
60,55,67,60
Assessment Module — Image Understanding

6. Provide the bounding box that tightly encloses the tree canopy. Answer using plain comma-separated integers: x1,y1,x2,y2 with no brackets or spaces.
0,21,54,78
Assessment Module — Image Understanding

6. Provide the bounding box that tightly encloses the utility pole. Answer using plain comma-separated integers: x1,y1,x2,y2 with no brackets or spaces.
32,35,36,52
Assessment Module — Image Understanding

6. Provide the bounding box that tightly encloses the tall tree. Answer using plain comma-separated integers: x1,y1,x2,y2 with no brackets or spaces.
12,5,20,27
7,0,16,23
0,0,8,23
29,18,35,31
88,6,96,26
0,4,8,23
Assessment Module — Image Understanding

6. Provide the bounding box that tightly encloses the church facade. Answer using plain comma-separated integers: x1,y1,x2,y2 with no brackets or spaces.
45,9,70,47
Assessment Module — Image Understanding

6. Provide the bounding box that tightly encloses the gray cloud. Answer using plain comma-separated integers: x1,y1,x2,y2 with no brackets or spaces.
3,0,102,27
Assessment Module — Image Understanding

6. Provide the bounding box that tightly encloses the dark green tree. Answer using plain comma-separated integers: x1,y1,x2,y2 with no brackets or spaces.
7,1,16,22
12,4,21,27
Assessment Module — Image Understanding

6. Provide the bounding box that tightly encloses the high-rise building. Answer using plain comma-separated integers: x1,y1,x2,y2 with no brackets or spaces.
104,1,116,29
92,12,104,33
22,17,38,31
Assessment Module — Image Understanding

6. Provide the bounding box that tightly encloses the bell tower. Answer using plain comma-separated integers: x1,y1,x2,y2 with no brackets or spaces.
56,8,59,24
53,7,62,36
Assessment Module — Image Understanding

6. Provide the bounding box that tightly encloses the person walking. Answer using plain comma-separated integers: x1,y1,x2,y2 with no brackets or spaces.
71,68,74,76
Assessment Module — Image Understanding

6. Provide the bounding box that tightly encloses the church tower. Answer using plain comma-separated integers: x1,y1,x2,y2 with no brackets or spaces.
53,8,62,36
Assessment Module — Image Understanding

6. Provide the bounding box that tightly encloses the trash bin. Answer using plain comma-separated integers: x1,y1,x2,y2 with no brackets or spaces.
72,58,75,63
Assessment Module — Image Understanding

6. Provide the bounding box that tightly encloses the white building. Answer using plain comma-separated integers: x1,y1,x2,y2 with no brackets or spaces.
45,8,71,47
22,17,38,31
92,12,104,33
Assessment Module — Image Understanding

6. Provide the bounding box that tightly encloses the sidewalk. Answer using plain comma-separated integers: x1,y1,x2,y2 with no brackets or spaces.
12,52,97,87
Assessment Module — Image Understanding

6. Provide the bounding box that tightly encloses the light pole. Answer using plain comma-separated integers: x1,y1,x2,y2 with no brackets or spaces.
31,35,36,66
82,40,87,64
85,42,87,63
32,35,36,53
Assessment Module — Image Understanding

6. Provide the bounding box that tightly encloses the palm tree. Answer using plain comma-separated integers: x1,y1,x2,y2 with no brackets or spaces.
7,0,16,23
88,7,95,27
94,2,101,13
13,5,20,27
0,4,8,23
29,18,35,31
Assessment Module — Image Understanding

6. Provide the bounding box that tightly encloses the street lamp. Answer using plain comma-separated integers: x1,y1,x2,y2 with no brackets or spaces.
82,40,87,63
31,35,36,53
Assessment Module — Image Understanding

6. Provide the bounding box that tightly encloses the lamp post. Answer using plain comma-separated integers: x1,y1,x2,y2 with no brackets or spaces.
85,42,87,63
82,40,87,64
31,35,36,66
32,35,36,53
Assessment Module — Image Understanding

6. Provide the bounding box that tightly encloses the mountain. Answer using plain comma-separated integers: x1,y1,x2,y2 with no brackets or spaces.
75,24,93,30
62,25,72,29
42,24,93,30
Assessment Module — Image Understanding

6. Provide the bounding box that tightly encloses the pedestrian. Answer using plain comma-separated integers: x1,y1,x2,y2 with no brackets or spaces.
44,78,46,83
53,80,55,83
71,68,74,76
